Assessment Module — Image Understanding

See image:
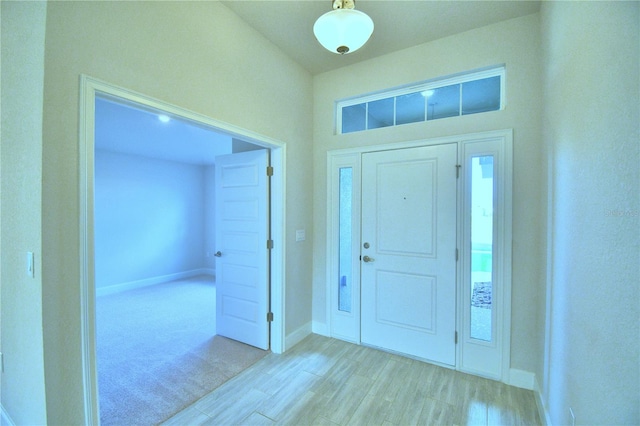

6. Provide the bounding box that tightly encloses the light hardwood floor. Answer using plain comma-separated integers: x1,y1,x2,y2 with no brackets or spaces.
163,334,541,425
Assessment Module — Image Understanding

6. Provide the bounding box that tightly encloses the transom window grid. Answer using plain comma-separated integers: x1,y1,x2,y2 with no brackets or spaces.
338,67,505,134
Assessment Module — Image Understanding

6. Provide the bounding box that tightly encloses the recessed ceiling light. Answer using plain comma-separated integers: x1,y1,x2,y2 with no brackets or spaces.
158,114,170,123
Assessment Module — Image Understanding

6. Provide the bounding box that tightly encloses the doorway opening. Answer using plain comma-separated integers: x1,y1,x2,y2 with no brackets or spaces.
79,76,286,424
326,130,512,382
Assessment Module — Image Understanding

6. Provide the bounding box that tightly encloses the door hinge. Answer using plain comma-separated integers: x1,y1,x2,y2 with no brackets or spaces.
455,248,459,261
267,312,274,322
267,239,274,249
455,331,458,344
456,164,461,179
267,166,274,177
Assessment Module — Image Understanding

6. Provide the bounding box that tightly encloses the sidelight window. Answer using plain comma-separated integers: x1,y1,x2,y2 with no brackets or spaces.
470,155,494,342
338,167,353,312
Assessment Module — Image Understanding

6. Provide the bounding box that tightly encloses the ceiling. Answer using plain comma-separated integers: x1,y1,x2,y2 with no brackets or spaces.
95,97,234,165
95,1,540,164
222,0,541,75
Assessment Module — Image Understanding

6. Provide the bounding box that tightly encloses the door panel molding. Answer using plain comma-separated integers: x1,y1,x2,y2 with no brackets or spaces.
326,129,513,382
361,144,457,365
215,150,270,350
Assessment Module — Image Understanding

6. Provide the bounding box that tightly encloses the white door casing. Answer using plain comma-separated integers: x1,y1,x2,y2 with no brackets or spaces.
361,144,458,365
80,76,286,424
214,150,270,350
326,130,513,383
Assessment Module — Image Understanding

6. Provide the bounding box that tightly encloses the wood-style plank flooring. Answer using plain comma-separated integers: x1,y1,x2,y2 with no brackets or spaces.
163,334,541,425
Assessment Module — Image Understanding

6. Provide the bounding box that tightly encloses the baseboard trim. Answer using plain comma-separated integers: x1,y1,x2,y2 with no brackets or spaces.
311,321,329,337
96,268,215,297
1,404,16,426
508,368,535,390
534,377,552,425
285,321,312,351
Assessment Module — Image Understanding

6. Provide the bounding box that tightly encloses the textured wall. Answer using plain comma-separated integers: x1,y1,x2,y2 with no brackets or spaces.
312,13,543,376
0,1,48,423
540,2,639,424
41,2,313,422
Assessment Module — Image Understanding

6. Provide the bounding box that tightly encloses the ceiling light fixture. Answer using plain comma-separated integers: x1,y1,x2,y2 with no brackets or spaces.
158,114,171,123
313,0,374,55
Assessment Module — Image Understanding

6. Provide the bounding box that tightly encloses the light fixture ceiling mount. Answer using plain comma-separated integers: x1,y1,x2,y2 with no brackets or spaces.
313,0,374,55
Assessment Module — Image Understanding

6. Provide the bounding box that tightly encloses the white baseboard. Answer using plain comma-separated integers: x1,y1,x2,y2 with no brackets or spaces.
1,404,16,426
534,377,552,426
97,268,215,297
311,321,329,337
285,321,312,351
508,368,535,390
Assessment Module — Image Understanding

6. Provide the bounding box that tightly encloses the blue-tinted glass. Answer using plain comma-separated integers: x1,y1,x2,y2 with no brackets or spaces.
470,155,494,342
426,84,460,120
342,103,366,134
396,92,426,125
338,168,352,312
367,97,394,129
462,76,501,115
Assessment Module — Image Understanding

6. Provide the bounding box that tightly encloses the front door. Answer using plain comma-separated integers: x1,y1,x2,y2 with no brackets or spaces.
360,143,457,365
215,149,270,350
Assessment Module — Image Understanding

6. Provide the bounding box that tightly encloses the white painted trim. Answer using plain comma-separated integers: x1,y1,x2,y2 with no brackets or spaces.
79,75,287,423
458,130,513,382
312,321,329,337
328,129,511,157
269,145,286,355
508,368,535,390
326,153,362,343
79,74,101,426
325,129,513,383
95,269,215,297
1,404,16,426
534,377,552,426
285,321,312,350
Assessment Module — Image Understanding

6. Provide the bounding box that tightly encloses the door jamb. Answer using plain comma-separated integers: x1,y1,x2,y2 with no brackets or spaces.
79,75,286,424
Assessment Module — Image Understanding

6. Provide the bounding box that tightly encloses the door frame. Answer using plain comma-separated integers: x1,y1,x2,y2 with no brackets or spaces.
79,75,286,424
326,129,512,381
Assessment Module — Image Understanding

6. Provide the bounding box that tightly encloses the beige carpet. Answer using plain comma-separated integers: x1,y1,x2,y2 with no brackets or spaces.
96,275,268,425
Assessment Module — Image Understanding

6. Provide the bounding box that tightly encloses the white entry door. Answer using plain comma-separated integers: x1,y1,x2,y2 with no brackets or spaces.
215,149,270,350
361,144,457,365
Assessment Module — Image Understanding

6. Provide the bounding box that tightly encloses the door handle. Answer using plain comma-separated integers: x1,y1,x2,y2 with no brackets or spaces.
214,251,222,257
362,255,375,263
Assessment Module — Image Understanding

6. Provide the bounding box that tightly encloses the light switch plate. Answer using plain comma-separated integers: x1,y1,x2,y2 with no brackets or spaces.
27,252,34,278
295,229,306,242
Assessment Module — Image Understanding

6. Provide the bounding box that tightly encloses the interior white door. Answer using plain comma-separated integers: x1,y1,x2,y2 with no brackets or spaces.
361,144,457,365
215,149,270,350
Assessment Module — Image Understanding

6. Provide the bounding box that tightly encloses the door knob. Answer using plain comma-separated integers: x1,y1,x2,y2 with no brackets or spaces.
214,251,222,257
362,255,374,262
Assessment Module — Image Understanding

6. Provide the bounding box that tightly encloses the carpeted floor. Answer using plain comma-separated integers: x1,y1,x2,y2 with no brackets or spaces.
96,275,268,425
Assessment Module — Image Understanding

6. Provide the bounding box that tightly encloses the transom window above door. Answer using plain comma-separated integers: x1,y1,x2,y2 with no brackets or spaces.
337,66,505,134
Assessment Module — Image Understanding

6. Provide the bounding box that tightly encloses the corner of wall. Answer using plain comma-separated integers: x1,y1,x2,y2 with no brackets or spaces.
534,376,552,426
508,368,536,390
1,404,16,426
284,321,312,351
311,321,329,337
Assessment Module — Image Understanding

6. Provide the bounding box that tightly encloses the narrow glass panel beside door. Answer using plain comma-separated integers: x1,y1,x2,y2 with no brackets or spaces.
339,167,353,312
470,155,494,341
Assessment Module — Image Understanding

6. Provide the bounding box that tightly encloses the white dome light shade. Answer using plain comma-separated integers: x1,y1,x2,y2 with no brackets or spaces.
313,9,374,54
